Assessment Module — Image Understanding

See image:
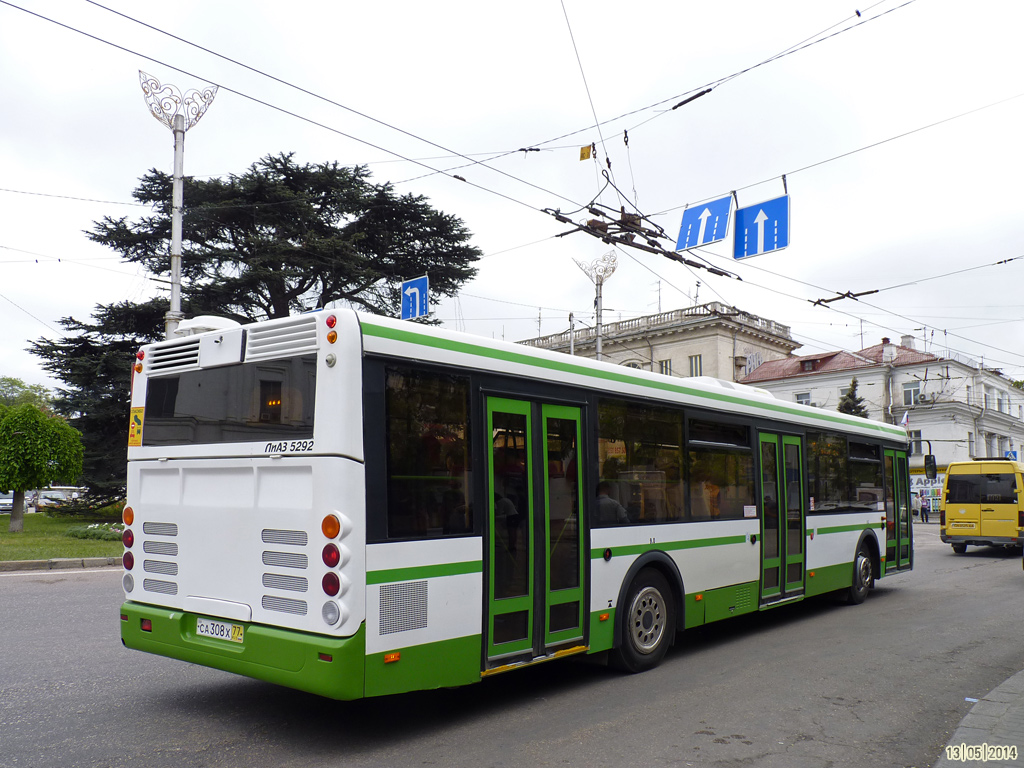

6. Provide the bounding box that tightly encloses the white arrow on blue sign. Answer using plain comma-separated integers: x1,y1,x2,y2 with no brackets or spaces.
401,275,429,320
733,195,790,259
676,195,733,250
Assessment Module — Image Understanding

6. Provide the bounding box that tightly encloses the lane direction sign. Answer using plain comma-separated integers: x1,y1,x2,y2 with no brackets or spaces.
401,274,429,320
676,195,732,250
733,195,790,259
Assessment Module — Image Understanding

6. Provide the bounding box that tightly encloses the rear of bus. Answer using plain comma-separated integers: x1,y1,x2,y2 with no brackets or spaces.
119,311,369,699
940,460,1024,554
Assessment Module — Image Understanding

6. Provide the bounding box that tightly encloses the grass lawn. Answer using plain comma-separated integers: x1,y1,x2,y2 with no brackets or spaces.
0,513,122,561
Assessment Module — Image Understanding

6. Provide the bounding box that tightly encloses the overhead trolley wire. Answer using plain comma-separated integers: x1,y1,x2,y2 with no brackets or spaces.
0,0,581,217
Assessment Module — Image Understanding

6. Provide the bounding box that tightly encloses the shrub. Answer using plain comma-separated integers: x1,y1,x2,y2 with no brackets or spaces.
65,522,124,541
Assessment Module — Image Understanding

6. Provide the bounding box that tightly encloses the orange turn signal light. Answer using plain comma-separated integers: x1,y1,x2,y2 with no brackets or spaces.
122,506,134,525
322,514,341,539
384,652,401,664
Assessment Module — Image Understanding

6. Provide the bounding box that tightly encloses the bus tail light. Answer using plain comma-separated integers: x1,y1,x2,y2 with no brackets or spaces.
322,514,341,539
122,506,134,525
322,543,340,568
123,552,135,570
322,572,340,596
141,618,152,632
940,508,946,526
122,529,134,548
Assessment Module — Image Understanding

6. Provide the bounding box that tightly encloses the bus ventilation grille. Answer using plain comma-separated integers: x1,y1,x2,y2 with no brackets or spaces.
143,560,178,576
246,315,318,362
262,595,307,616
262,573,308,593
379,581,429,635
143,579,178,595
261,529,308,547
141,521,179,597
146,338,201,373
262,551,308,569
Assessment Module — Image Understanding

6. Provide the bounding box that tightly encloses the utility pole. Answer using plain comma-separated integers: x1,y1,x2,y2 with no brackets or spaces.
574,251,617,361
139,71,219,339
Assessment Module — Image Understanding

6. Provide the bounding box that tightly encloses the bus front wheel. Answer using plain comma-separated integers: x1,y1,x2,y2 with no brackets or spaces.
611,568,674,673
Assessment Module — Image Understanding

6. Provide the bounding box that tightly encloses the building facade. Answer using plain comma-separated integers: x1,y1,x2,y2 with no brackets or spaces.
519,302,800,382
741,335,1024,507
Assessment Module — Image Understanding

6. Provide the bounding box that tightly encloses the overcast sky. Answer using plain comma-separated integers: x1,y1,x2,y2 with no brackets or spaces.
2,0,1023,389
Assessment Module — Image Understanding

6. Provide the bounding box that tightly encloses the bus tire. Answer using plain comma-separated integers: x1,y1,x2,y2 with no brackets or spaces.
952,543,967,554
845,544,874,605
611,568,674,673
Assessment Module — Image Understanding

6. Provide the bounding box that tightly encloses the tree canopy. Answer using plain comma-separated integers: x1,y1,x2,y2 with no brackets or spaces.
837,377,870,419
30,299,168,507
32,155,483,509
88,153,481,321
0,377,51,410
0,403,83,532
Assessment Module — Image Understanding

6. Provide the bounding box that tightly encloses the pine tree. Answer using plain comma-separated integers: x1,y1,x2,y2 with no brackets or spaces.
837,377,870,419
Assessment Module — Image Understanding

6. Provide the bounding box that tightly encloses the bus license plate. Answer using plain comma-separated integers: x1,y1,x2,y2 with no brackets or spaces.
950,522,974,529
196,617,244,643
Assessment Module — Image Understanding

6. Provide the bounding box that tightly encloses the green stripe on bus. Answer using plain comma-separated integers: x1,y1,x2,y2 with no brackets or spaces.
811,522,885,536
590,534,747,560
366,560,482,585
361,322,906,438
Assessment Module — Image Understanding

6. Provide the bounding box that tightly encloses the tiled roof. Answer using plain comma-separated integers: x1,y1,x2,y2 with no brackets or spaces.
741,343,940,383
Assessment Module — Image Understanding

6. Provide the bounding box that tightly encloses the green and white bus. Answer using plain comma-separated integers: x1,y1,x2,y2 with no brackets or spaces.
119,310,913,699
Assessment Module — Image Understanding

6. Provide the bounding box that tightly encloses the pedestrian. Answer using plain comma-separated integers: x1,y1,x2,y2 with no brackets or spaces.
911,491,922,520
920,496,930,523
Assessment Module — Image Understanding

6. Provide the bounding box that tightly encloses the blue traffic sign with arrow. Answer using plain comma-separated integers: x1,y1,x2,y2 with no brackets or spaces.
733,195,790,259
676,195,732,250
401,275,429,320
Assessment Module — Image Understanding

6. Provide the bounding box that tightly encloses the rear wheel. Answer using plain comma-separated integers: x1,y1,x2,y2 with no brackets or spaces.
952,543,967,554
611,569,675,673
845,544,874,605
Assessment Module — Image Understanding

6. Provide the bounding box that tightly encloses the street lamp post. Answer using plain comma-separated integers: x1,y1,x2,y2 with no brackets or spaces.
139,71,218,339
574,251,617,361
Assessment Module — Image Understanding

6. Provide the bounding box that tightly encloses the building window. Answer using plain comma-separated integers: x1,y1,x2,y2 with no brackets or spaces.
658,359,672,376
795,392,812,406
839,387,850,399
623,361,643,370
902,381,920,406
968,432,975,458
688,355,702,377
908,429,922,456
801,360,814,372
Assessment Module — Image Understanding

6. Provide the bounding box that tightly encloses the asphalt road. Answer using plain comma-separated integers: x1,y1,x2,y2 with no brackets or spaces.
1,524,1021,768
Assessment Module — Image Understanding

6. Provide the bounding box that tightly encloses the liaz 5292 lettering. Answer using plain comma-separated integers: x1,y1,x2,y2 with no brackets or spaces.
120,311,913,699
264,440,314,454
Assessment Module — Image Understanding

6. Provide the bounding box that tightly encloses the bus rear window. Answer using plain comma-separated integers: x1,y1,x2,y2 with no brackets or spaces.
142,355,316,445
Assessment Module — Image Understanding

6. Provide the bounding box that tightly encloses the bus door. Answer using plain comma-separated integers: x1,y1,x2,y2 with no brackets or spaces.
884,449,912,570
485,398,586,665
757,433,805,604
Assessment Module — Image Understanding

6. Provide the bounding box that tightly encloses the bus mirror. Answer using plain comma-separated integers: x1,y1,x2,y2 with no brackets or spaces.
924,455,937,480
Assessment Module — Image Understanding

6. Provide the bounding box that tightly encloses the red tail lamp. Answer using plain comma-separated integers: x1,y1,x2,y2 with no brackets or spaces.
325,314,337,328
123,552,135,570
322,543,341,568
322,572,340,596
122,529,134,548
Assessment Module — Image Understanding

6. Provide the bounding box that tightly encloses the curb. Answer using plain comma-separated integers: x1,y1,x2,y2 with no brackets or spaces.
0,557,120,573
